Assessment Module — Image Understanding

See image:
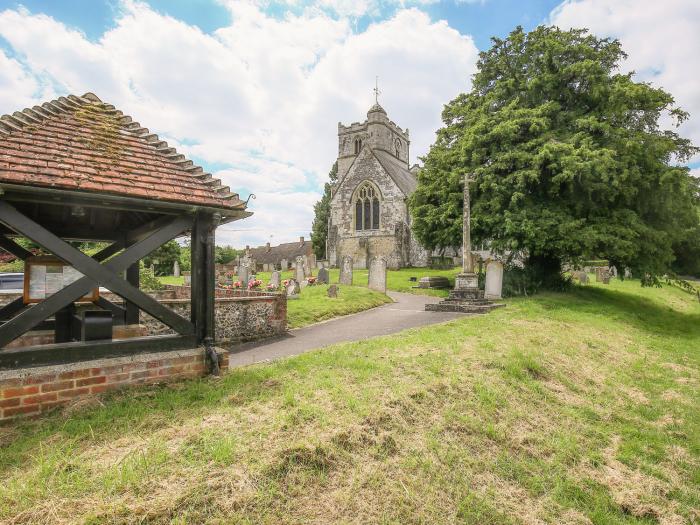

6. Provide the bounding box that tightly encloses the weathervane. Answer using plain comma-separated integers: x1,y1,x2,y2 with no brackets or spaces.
373,76,381,104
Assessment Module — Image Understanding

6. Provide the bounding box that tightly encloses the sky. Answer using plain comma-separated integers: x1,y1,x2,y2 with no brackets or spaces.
0,0,698,248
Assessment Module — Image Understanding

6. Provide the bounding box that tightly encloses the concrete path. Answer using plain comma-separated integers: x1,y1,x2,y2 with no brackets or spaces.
228,291,467,368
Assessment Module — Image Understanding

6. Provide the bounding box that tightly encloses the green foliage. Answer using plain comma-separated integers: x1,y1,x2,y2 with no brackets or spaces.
410,26,700,284
139,264,164,291
215,245,239,265
143,240,181,276
179,244,191,272
310,162,338,260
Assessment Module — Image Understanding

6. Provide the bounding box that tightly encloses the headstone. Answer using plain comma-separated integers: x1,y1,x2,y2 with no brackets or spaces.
280,258,287,270
368,257,387,293
575,271,588,284
295,256,305,282
624,267,632,279
183,271,191,286
173,260,180,277
327,284,338,298
286,278,300,298
269,271,281,288
238,264,249,287
484,260,504,299
601,270,611,285
339,256,353,285
595,267,606,282
317,267,329,284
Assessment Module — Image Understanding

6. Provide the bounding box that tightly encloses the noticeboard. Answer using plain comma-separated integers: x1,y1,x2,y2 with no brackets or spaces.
23,257,99,304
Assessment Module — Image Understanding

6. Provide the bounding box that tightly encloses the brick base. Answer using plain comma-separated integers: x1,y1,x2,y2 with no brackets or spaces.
0,347,229,422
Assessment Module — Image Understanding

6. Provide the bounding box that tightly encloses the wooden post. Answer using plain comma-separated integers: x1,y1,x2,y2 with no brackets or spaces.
191,212,219,374
125,235,140,326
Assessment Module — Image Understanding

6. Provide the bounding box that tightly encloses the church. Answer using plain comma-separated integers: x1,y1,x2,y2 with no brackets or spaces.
327,100,430,269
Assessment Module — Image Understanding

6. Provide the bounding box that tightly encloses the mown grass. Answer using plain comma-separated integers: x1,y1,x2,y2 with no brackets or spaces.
286,284,391,328
26,279,692,523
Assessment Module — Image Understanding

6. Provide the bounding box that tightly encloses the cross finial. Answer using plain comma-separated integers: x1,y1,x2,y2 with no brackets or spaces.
373,76,381,104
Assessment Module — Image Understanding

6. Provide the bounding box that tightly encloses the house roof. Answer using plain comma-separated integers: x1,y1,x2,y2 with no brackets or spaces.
0,93,247,214
248,239,312,264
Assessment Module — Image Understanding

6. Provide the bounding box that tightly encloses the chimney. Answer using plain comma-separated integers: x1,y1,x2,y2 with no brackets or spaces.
266,242,270,250
299,236,304,243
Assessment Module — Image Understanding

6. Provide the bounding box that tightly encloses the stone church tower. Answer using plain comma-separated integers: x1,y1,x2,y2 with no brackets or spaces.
327,101,429,269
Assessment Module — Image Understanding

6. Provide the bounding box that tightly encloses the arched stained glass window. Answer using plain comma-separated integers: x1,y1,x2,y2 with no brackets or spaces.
354,182,380,231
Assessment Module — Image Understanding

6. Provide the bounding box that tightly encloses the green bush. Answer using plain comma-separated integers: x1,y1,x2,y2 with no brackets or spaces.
139,265,164,291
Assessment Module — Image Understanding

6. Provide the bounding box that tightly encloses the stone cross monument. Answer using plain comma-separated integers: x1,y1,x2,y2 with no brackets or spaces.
454,173,479,293
425,172,504,314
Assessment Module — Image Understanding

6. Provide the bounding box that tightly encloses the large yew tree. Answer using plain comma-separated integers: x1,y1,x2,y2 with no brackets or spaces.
410,26,699,283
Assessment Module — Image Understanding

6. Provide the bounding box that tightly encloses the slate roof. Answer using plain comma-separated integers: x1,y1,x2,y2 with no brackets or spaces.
0,93,246,213
248,239,312,265
372,148,418,196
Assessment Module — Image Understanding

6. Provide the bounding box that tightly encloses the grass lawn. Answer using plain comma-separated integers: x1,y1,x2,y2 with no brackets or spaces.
286,284,391,328
1,278,698,523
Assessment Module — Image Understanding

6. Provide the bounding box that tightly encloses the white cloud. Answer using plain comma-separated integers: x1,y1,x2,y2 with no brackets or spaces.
549,0,700,162
0,0,478,247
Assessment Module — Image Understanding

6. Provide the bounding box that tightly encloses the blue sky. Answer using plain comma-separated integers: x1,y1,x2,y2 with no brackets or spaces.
0,0,698,247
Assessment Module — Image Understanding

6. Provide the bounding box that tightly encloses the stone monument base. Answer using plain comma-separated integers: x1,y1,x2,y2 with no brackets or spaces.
425,273,505,314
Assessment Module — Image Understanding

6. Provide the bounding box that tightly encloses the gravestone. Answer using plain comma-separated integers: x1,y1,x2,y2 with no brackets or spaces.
484,260,504,299
173,260,180,278
302,256,312,278
339,256,353,285
286,278,300,298
295,256,305,282
280,258,287,271
624,267,632,279
238,264,249,287
269,271,281,288
595,267,606,282
574,271,588,284
183,271,191,286
327,284,338,298
317,267,329,284
368,257,387,293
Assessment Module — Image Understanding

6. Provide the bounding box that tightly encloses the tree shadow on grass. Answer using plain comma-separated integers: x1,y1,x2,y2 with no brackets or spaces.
542,284,700,341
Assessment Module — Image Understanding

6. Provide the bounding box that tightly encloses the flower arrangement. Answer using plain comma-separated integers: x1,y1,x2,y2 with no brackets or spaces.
232,280,242,289
307,277,317,285
282,279,290,287
266,283,277,291
248,278,262,290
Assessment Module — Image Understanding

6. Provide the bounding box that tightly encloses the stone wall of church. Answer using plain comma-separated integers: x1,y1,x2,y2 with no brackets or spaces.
330,147,410,269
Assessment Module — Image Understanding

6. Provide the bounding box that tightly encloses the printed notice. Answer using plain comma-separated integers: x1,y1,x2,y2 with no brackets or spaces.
28,265,46,300
45,267,63,295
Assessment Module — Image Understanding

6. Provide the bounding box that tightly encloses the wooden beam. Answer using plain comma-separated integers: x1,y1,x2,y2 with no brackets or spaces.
0,234,32,260
0,334,198,370
0,206,193,348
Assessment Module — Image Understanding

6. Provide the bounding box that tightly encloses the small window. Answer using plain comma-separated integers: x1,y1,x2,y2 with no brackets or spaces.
354,182,380,231
395,138,401,157
354,138,362,155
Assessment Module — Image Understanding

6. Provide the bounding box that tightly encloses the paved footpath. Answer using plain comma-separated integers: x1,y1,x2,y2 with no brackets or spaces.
229,291,467,368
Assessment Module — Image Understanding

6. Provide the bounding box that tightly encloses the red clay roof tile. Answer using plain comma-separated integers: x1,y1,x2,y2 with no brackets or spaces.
0,93,245,213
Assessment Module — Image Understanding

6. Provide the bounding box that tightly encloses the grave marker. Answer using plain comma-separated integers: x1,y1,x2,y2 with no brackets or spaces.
368,257,387,293
317,267,329,284
339,256,353,285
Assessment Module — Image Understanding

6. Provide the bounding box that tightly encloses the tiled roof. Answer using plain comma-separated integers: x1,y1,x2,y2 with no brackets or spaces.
372,148,418,196
248,239,312,264
0,93,246,212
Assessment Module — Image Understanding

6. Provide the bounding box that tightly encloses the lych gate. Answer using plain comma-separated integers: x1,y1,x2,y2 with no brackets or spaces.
0,93,250,372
